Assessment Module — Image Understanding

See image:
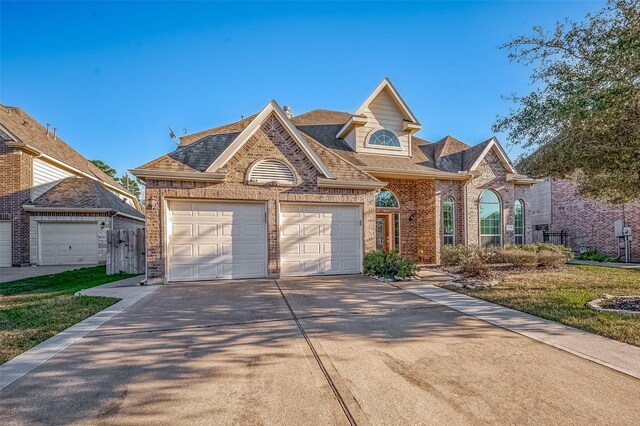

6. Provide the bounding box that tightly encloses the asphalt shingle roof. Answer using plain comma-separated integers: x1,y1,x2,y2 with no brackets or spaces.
27,177,145,219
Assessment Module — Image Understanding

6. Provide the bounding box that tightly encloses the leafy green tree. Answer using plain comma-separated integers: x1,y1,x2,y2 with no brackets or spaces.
117,173,142,199
90,159,117,179
494,0,640,203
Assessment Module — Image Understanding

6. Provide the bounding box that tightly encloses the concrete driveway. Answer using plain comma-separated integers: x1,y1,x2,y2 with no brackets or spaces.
1,276,639,425
0,265,98,283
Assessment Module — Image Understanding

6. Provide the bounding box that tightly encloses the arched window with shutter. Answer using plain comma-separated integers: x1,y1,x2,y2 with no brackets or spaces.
248,159,296,185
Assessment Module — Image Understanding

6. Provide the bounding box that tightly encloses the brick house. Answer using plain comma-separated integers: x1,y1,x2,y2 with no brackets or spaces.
131,79,536,283
529,178,639,261
0,105,144,267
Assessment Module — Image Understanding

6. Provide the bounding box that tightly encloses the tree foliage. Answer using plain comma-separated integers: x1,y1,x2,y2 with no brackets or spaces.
494,0,640,203
90,160,143,199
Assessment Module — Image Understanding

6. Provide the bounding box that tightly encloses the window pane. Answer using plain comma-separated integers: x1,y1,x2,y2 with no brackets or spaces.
394,213,400,250
442,196,454,245
444,235,454,246
479,190,501,246
514,199,524,244
376,189,399,208
369,129,400,147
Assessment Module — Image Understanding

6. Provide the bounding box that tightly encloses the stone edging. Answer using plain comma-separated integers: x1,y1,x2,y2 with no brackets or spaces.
586,294,640,318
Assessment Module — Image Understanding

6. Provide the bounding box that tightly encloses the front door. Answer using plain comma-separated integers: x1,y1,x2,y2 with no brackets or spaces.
375,214,391,251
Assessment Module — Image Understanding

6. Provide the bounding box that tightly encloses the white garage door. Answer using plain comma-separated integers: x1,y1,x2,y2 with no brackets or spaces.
39,222,99,265
0,221,11,267
168,201,267,281
280,204,362,276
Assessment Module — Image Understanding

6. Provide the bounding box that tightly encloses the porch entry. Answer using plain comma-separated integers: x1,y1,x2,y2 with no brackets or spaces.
375,213,400,251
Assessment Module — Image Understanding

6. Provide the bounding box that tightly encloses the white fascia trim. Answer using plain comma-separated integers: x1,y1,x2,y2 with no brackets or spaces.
335,115,368,139
354,78,421,125
363,167,474,180
112,211,146,222
206,100,335,179
129,169,227,182
23,206,113,213
506,173,541,185
469,137,517,174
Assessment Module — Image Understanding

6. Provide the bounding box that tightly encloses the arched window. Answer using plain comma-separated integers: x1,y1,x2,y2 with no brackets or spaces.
368,129,401,147
442,196,455,245
375,189,399,208
248,159,296,185
479,190,502,246
514,199,525,245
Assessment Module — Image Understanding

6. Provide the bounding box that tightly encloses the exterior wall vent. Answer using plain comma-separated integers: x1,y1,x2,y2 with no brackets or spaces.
248,159,296,185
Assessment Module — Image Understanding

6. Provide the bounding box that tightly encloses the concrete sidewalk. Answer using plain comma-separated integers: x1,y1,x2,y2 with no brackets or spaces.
407,284,640,380
0,276,156,390
569,259,640,270
0,265,99,283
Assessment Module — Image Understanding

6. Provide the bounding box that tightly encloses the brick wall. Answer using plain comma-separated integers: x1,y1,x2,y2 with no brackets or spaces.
0,141,32,265
550,179,639,261
381,179,436,263
112,215,145,231
466,149,532,246
144,115,377,282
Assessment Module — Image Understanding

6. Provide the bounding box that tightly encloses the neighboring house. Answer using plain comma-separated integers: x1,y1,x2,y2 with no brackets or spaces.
131,78,536,283
0,105,145,267
529,178,639,261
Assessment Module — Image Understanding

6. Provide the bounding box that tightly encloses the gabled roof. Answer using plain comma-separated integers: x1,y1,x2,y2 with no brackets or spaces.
464,137,517,174
336,78,422,139
0,105,134,197
354,78,420,124
205,100,334,178
24,177,144,219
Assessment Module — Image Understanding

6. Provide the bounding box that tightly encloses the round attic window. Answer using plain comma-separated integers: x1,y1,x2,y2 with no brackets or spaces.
368,129,400,147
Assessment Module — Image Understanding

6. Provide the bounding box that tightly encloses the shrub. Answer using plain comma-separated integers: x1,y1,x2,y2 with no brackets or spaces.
500,247,538,267
517,242,575,260
578,250,615,263
537,249,568,267
363,250,418,280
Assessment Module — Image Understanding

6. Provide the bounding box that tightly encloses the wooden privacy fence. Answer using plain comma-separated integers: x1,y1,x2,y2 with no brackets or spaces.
106,228,145,275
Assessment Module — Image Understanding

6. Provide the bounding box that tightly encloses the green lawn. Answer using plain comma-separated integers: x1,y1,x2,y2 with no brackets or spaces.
443,265,640,347
0,266,137,364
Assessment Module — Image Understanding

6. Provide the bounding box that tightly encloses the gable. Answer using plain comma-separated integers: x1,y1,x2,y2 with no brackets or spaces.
206,100,334,178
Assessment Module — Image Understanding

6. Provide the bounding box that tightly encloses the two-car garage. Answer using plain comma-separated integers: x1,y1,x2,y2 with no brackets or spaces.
166,201,362,282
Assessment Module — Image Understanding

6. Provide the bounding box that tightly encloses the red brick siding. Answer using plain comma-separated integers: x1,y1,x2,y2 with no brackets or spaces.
144,115,377,282
0,141,32,265
550,179,639,261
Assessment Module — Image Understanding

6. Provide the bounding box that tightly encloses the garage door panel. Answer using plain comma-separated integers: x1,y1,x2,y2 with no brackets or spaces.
39,223,98,266
280,204,361,276
168,201,267,281
0,221,11,267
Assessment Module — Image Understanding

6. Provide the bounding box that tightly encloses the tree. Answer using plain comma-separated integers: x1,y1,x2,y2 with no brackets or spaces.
90,159,117,179
118,172,142,199
494,0,640,203
91,160,143,200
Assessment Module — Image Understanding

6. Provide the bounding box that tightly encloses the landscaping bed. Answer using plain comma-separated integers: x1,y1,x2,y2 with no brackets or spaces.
0,266,137,364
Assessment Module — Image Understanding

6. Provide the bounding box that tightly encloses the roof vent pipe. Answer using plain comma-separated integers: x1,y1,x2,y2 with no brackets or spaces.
46,123,50,136
53,128,57,140
283,106,293,119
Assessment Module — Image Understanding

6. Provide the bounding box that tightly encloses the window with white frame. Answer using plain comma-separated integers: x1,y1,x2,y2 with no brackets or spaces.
514,199,524,245
442,196,455,245
368,129,400,147
479,190,502,246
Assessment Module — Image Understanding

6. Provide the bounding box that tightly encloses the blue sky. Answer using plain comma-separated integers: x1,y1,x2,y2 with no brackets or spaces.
1,1,603,176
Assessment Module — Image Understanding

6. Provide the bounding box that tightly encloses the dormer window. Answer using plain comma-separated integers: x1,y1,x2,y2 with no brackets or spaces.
368,129,400,148
248,159,296,185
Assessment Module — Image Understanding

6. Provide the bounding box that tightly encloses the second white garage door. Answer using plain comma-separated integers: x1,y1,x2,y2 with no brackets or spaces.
280,204,362,276
39,222,99,265
168,201,267,281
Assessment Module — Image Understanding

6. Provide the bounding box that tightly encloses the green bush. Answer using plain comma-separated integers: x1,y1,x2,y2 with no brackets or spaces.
363,251,418,280
578,250,615,262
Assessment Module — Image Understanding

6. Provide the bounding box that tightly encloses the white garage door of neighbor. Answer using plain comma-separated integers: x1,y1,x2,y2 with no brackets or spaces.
39,222,99,265
168,201,267,281
0,221,11,267
280,204,362,276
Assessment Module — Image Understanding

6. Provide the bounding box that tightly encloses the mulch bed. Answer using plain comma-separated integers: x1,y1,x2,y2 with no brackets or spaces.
600,297,640,312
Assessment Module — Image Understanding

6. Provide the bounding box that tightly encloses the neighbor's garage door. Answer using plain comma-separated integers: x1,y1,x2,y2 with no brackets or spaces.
0,221,11,267
39,222,98,265
280,204,361,276
168,201,267,281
